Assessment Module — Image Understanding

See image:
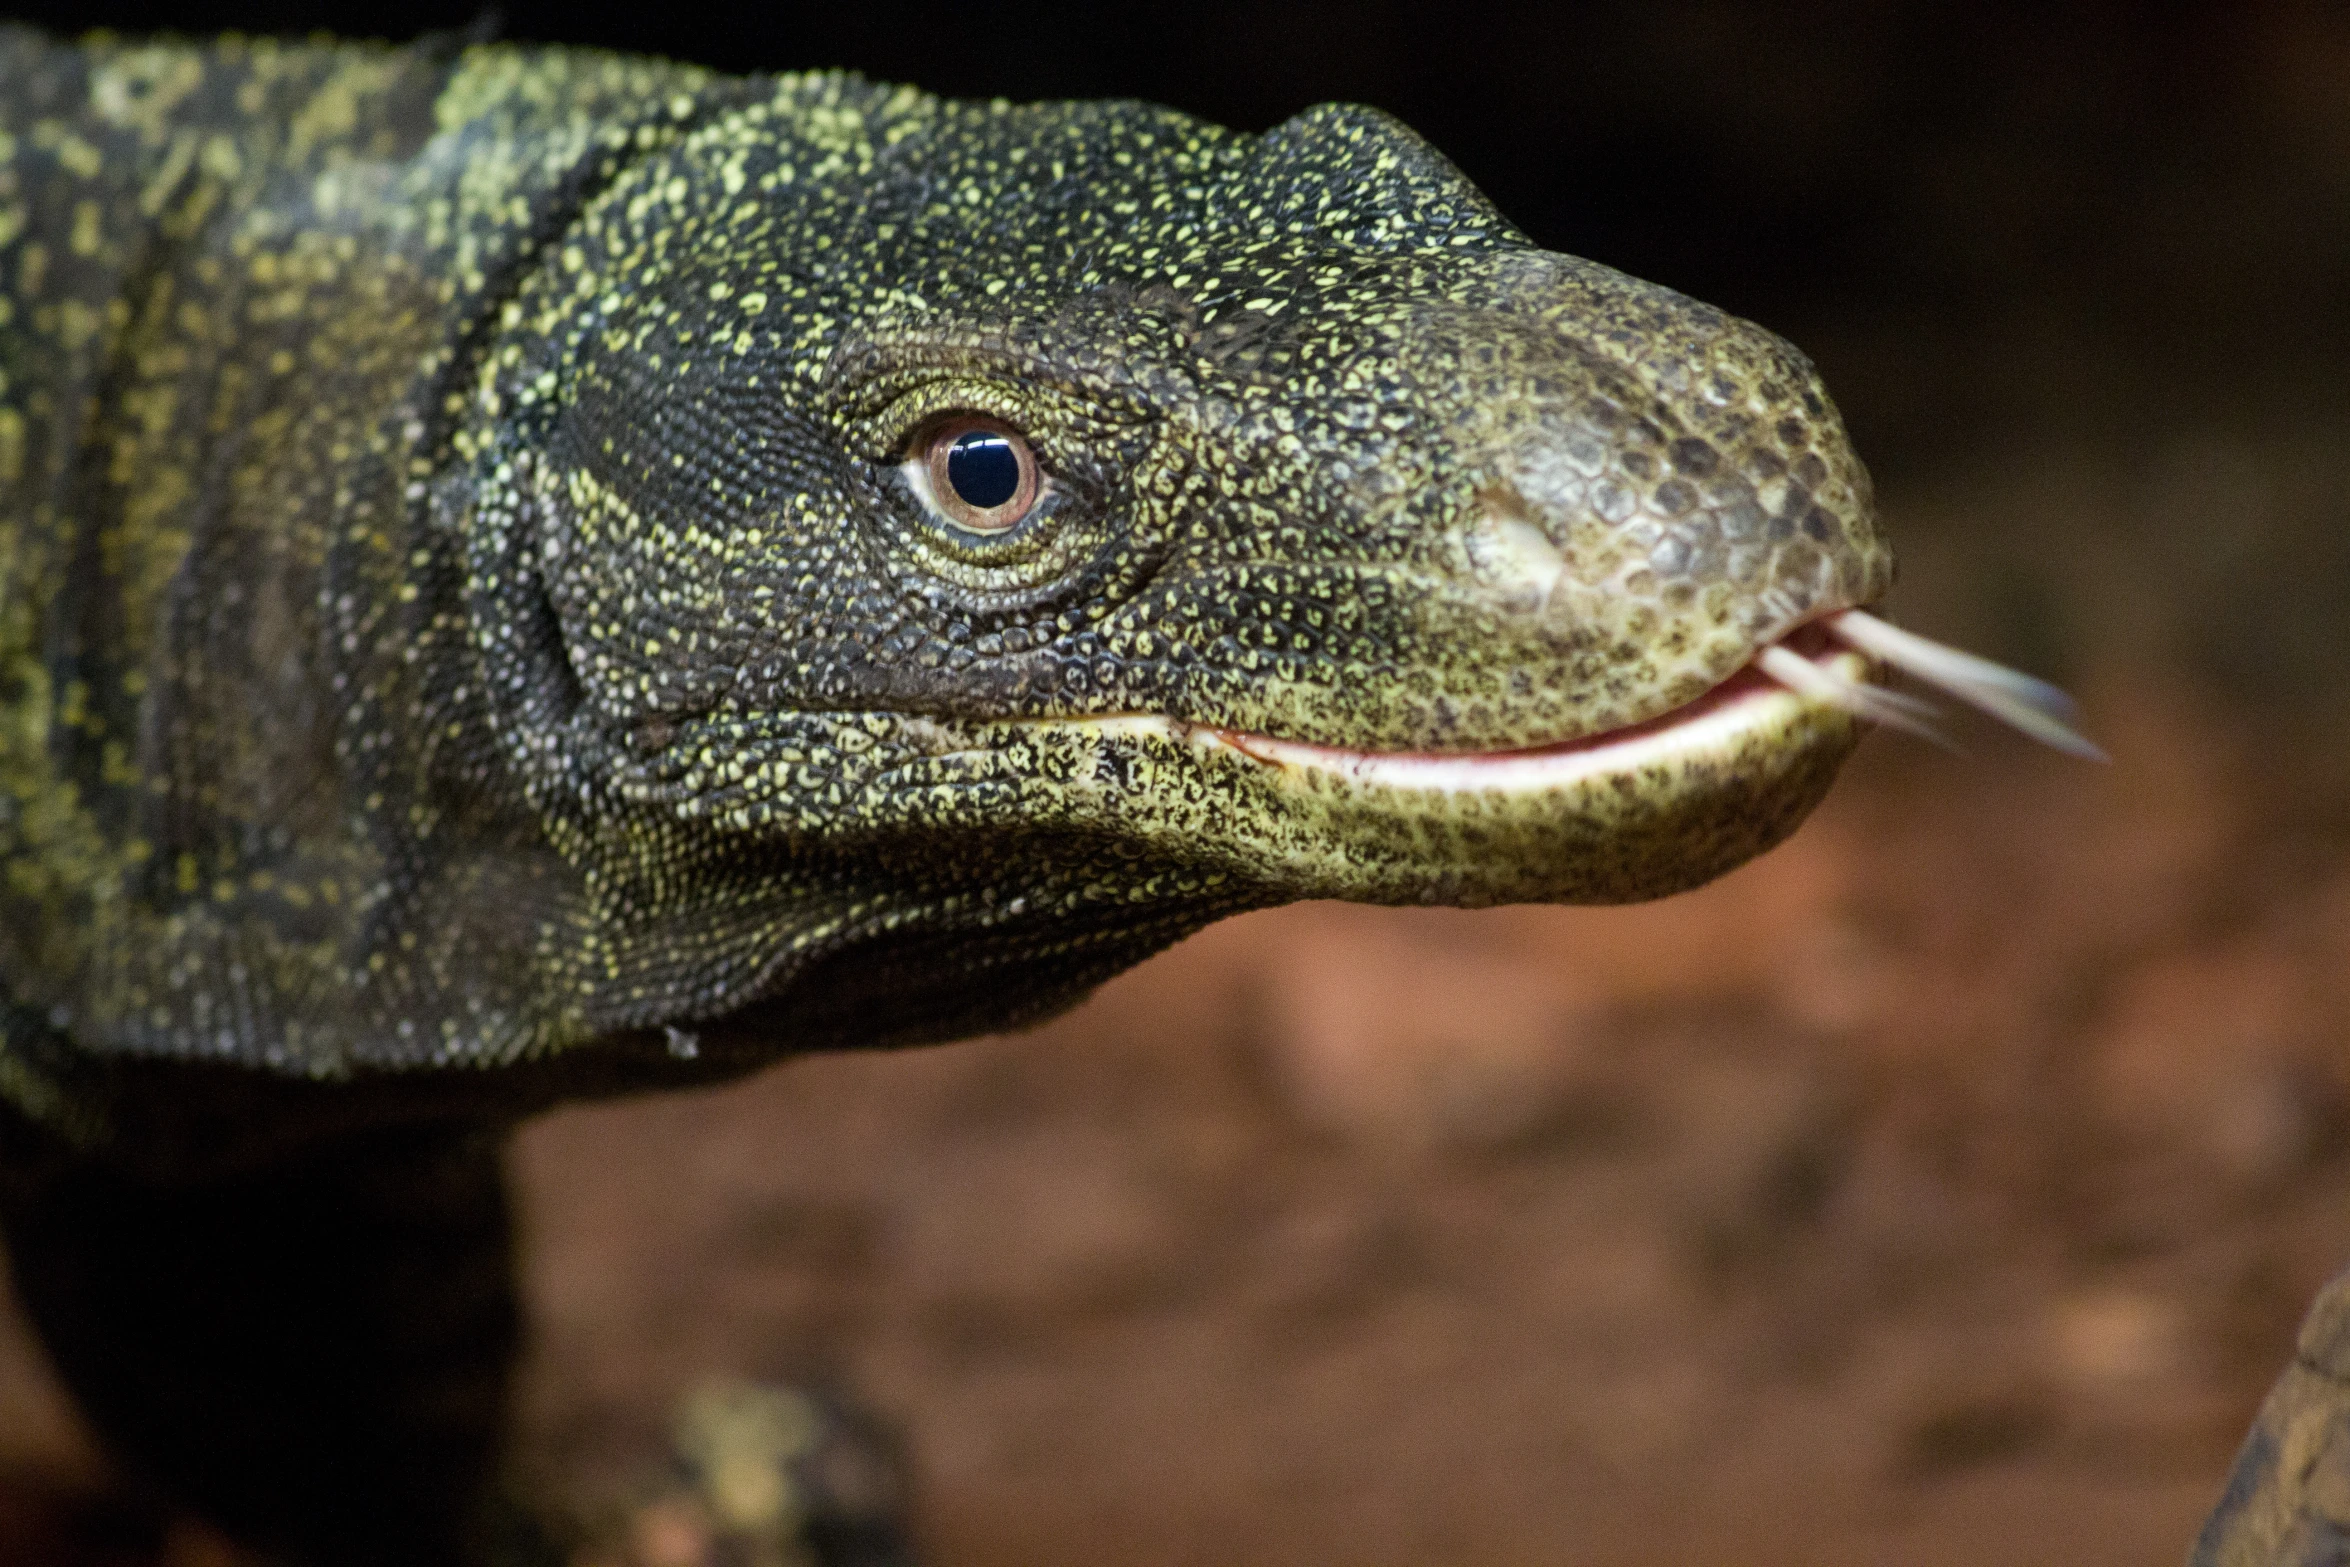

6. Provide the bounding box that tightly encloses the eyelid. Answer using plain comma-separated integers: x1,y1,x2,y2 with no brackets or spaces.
899,448,950,515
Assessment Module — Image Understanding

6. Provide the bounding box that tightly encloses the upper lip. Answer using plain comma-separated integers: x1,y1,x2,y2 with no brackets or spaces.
1187,604,2105,780
975,606,2101,781
1187,625,1864,793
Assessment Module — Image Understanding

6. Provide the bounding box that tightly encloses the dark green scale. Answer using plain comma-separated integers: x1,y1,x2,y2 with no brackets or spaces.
0,26,1895,1564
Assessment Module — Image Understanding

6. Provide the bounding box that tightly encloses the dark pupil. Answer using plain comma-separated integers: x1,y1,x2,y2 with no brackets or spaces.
945,430,1021,511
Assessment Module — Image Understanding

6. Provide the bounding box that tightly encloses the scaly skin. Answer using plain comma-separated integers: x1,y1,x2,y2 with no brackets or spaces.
0,28,1893,1564
2192,1267,2350,1567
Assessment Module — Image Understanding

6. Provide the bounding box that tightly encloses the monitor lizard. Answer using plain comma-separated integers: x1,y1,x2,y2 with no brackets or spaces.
0,26,2098,1566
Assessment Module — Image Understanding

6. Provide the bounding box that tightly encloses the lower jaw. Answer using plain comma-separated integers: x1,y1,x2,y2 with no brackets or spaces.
1197,681,1864,906
979,625,1873,906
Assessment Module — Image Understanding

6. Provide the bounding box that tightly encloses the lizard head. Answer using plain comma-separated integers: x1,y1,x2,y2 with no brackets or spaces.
468,80,2023,1051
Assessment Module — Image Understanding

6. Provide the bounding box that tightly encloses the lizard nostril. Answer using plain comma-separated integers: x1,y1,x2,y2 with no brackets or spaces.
1463,505,1571,616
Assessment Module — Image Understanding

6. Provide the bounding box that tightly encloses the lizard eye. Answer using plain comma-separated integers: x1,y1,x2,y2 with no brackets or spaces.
913,417,1042,534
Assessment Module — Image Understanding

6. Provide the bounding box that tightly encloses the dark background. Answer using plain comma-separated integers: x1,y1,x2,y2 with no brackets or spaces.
18,0,2344,468
22,0,2350,705
5,5,2350,1564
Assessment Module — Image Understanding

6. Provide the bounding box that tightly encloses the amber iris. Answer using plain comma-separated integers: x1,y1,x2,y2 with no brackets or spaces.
922,418,1039,533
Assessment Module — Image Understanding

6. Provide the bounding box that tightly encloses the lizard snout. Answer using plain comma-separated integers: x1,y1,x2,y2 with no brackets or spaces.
1387,288,1897,740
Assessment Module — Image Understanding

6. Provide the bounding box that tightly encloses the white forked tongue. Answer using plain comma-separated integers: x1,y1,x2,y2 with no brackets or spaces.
1768,609,2107,762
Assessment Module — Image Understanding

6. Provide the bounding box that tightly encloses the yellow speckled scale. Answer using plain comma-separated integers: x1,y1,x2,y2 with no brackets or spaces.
0,30,1898,1560
0,28,1889,1128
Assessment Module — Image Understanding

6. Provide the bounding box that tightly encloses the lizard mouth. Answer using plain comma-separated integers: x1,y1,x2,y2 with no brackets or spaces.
1184,607,2099,793
953,608,2093,907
